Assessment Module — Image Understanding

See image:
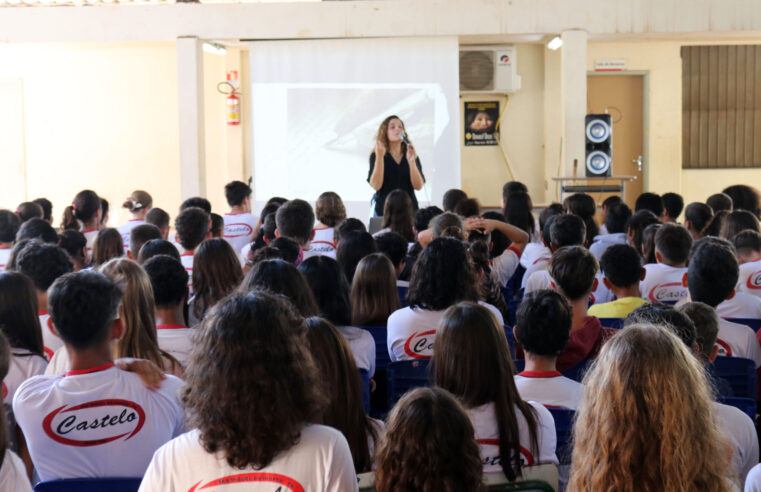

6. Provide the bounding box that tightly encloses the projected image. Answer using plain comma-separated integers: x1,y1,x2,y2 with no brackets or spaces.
252,84,442,204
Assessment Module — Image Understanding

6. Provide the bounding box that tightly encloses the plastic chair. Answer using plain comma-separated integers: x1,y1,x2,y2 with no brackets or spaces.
598,317,624,329
513,358,526,373
707,356,756,398
361,325,391,418
726,318,761,332
361,326,390,372
359,369,370,413
504,325,516,360
718,396,757,420
34,478,142,492
386,360,431,409
397,285,409,308
561,359,594,383
547,408,575,465
484,463,559,491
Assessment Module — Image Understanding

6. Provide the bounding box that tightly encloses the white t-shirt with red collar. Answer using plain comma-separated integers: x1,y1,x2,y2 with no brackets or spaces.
117,219,145,250
138,425,358,492
0,247,11,271
180,251,194,292
337,326,375,377
713,401,758,488
715,318,761,367
717,292,761,319
386,302,504,362
466,401,557,474
222,213,258,262
490,246,522,288
737,259,761,298
640,263,689,304
3,349,48,406
157,324,194,368
39,310,63,360
309,227,337,257
82,229,98,261
513,371,584,410
13,363,185,482
521,253,551,290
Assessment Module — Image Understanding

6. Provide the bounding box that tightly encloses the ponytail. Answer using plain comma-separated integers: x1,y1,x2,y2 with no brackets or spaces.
62,190,101,231
61,205,79,231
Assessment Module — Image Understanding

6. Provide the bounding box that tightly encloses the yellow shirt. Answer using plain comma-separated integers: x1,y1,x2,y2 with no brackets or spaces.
588,297,648,319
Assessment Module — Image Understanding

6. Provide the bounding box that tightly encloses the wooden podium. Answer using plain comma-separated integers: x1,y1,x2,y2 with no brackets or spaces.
551,175,636,202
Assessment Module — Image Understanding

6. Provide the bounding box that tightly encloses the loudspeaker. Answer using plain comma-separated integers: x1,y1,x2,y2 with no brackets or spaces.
585,114,612,177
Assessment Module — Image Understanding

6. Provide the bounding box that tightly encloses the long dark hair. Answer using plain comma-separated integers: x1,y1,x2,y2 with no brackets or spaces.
192,238,242,321
564,193,599,243
0,272,45,356
503,191,535,237
336,232,378,285
92,228,124,267
434,302,538,481
240,259,319,317
61,190,100,230
382,189,415,242
351,253,400,326
299,256,352,326
305,317,378,473
407,237,478,311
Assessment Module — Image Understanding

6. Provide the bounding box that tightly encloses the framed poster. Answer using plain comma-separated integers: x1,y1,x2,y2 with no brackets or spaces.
464,101,499,146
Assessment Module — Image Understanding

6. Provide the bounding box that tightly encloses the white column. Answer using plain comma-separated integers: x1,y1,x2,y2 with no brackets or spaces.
176,36,206,199
560,30,588,177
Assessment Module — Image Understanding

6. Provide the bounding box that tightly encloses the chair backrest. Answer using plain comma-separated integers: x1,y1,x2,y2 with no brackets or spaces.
707,356,756,398
358,471,374,492
359,368,370,413
484,463,559,491
726,318,761,332
386,359,431,409
34,478,142,492
561,359,594,383
504,325,516,360
361,325,390,371
547,408,575,465
397,285,409,308
717,396,757,420
598,317,624,329
368,216,384,235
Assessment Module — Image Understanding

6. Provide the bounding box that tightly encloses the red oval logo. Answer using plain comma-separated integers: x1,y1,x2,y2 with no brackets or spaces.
747,271,761,290
648,282,688,303
476,438,534,467
42,399,145,447
715,338,733,357
188,473,305,492
403,330,435,359
223,223,254,238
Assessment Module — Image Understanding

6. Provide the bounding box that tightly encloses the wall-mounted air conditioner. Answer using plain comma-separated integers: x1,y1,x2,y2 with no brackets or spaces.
459,45,521,94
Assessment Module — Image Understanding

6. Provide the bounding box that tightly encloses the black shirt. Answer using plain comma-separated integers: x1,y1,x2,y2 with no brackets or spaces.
367,152,425,217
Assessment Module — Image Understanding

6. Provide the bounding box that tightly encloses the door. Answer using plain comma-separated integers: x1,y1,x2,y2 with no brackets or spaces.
0,79,26,209
587,74,644,212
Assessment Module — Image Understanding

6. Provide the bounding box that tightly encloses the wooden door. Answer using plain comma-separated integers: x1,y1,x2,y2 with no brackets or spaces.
587,75,644,212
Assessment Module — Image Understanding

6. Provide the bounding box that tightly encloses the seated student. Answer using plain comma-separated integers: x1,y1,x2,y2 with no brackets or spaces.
377,189,416,243
91,228,124,268
734,230,761,297
469,238,509,320
310,191,346,257
724,184,761,218
678,301,721,365
635,192,665,220
596,195,621,236
443,188,468,212
721,210,761,241
268,236,300,264
513,290,583,409
703,209,729,238
174,206,210,287
520,214,561,290
139,292,356,491
684,202,714,240
503,191,539,260
454,197,481,220
626,209,660,257
589,244,648,318
471,216,529,288
145,207,171,241
569,325,736,491
563,193,598,245
336,231,378,285
707,193,733,214
61,190,102,259
275,199,319,260
333,217,367,249
16,242,73,358
14,270,185,482
639,223,692,304
221,180,258,259
32,198,53,225
304,317,382,473
117,190,152,248
137,239,181,264
640,222,661,264
386,237,504,361
14,202,42,224
519,203,562,272
209,213,224,238
142,255,192,367
685,237,761,366
589,201,632,260
16,218,57,244
0,210,21,270
661,192,685,223
58,230,88,272
127,223,161,260
350,253,400,327
434,302,557,477
374,387,482,492
0,331,33,491
299,256,376,376
374,231,409,284
239,259,319,317
188,238,242,327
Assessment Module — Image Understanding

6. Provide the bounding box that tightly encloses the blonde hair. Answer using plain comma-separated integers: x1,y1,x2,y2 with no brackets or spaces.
569,324,732,492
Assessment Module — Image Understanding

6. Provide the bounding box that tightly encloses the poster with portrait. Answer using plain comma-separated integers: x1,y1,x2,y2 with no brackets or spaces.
464,101,499,146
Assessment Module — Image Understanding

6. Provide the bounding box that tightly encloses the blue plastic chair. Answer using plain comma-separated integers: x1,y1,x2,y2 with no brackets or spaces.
359,369,370,413
397,285,409,308
718,396,757,420
513,358,526,373
504,325,516,360
547,408,575,465
598,317,624,329
707,356,756,398
362,326,390,371
34,478,142,492
726,318,761,332
386,360,431,409
561,359,594,383
360,326,390,418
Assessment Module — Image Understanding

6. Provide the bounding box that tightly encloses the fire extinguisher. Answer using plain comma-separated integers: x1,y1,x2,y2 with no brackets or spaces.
227,91,240,126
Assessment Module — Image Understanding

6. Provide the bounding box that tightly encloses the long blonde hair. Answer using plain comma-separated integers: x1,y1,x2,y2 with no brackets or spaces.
569,324,732,492
99,258,177,372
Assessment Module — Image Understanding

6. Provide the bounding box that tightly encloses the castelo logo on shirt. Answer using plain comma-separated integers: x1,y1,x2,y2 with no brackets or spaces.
403,330,435,359
747,271,761,290
42,399,145,447
476,438,535,467
648,283,687,303
188,472,305,492
223,223,254,238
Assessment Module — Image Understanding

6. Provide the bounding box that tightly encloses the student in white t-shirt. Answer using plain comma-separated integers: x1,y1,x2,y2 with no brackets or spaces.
13,270,185,482
640,223,692,304
686,237,761,366
143,255,192,367
127,224,161,260
117,190,152,249
0,210,21,271
299,256,376,376
187,238,243,327
16,242,74,358
174,206,211,291
434,302,557,479
139,291,357,492
276,199,319,261
0,331,33,491
61,190,102,260
222,181,259,261
519,206,561,289
524,214,585,294
386,237,504,361
374,387,483,492
733,230,761,298
514,291,584,410
589,202,632,261
145,207,171,241
310,191,347,257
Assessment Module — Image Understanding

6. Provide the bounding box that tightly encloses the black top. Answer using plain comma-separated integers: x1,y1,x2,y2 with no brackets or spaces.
367,152,425,216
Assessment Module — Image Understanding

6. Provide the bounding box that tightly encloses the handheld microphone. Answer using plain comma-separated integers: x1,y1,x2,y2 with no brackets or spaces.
398,132,411,146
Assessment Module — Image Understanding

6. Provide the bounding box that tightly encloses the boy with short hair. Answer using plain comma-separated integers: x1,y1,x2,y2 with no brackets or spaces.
684,202,713,240
137,239,182,264
128,223,162,260
145,208,171,241
12,270,185,481
210,213,224,239
678,301,721,365
707,193,733,213
16,242,73,358
524,214,586,294
589,202,632,260
661,192,684,223
33,198,53,225
275,199,316,259
375,231,409,281
589,244,647,318
174,206,210,286
222,181,258,257
0,210,21,270
513,290,583,409
635,192,665,219
143,255,192,367
640,223,692,304
442,188,468,212
733,230,761,297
